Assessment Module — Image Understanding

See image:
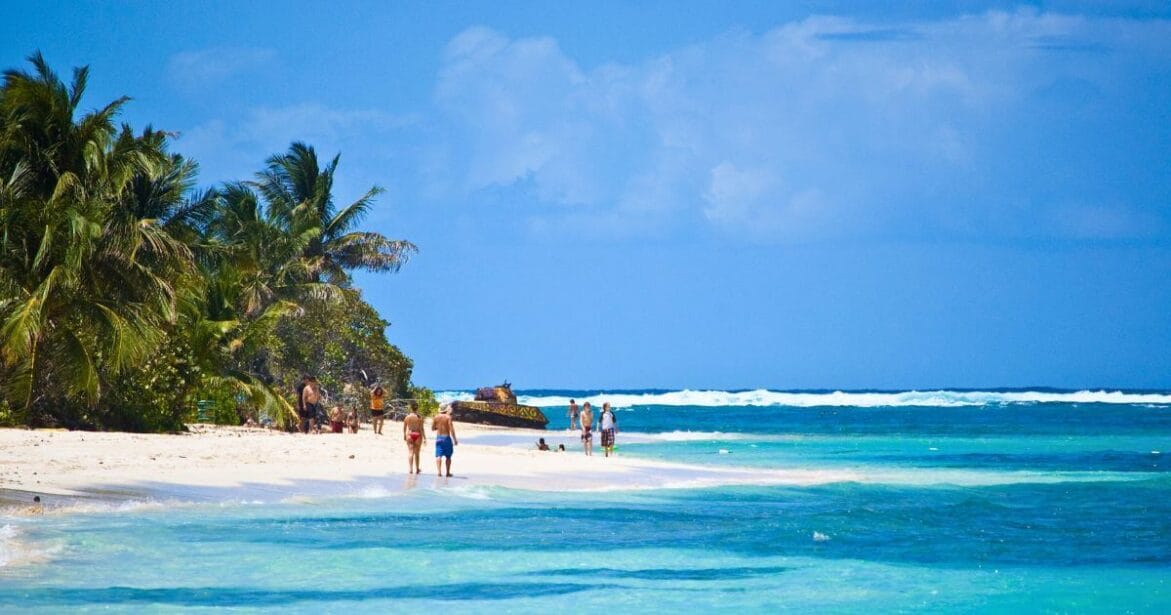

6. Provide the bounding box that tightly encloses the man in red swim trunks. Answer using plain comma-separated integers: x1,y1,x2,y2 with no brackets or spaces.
403,401,425,474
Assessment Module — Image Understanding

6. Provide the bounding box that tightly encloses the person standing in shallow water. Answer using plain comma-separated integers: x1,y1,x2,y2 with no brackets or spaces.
599,402,618,457
403,401,425,474
370,384,386,435
567,399,579,431
432,404,459,476
580,401,594,456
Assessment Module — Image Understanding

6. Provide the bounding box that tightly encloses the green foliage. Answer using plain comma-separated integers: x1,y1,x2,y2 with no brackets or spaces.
0,396,18,427
0,53,194,426
410,385,439,417
0,54,419,432
271,292,412,400
93,327,199,431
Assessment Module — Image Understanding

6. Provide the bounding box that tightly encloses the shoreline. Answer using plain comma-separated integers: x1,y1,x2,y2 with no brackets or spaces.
0,423,857,513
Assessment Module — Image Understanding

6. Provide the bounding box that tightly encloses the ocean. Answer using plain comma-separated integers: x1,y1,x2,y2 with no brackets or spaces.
3,389,1170,612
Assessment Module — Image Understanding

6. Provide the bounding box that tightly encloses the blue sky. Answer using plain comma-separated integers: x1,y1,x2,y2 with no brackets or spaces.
6,1,1171,389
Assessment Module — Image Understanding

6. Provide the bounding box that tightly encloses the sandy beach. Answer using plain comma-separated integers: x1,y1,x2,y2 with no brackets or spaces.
0,421,856,512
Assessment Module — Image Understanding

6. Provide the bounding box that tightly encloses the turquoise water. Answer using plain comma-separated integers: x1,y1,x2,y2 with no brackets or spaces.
3,389,1171,612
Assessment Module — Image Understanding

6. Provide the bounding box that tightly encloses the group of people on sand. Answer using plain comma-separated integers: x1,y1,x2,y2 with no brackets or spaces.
294,376,459,477
566,399,619,457
294,377,387,435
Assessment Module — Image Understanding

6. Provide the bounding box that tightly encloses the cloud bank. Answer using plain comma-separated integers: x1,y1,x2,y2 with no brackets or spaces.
430,10,1171,241
167,47,277,92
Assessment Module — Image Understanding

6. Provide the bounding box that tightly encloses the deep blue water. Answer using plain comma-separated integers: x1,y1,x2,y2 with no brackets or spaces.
3,389,1170,612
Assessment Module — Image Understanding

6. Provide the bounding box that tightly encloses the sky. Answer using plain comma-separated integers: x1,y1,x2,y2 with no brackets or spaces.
5,1,1171,390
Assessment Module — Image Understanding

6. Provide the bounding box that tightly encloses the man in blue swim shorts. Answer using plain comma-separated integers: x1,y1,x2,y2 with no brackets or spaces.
432,404,459,477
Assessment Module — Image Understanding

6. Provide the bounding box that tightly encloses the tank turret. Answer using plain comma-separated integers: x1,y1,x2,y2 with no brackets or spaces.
474,382,517,403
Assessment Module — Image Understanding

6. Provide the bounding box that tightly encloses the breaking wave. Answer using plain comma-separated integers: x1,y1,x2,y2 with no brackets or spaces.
436,389,1171,409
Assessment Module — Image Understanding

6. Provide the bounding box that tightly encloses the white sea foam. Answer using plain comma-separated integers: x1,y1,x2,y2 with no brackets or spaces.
11,497,189,517
0,524,17,568
437,389,1171,408
855,468,1156,488
0,523,62,569
642,430,752,442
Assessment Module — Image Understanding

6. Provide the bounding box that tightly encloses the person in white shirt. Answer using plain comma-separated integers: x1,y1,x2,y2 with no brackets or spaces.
599,402,618,457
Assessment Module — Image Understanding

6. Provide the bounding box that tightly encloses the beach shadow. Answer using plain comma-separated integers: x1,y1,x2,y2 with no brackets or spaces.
0,581,611,608
534,565,790,581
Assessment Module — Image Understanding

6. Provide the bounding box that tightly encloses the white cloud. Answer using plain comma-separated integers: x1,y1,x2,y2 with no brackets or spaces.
430,10,1171,241
703,163,779,225
167,47,276,92
176,103,418,190
1048,203,1163,240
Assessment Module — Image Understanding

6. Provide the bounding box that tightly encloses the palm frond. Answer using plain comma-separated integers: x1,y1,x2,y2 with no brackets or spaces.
323,185,384,240
56,329,99,405
326,232,417,273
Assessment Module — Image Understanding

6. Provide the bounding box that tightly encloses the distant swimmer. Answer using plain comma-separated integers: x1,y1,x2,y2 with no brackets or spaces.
432,404,459,477
403,401,425,474
568,399,579,431
18,495,43,516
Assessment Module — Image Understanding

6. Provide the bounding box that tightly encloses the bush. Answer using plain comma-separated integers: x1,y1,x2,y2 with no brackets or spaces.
410,385,440,417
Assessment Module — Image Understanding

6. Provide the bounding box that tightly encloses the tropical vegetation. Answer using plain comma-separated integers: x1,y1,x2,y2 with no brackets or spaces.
0,53,419,431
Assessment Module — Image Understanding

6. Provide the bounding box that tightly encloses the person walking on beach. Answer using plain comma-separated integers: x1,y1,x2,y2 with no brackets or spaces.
433,404,459,477
568,399,579,431
599,402,618,457
370,384,386,435
580,401,594,456
403,401,425,474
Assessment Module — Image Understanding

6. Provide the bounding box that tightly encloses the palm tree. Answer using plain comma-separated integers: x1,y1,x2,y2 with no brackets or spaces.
255,142,416,287
193,143,416,425
0,53,194,423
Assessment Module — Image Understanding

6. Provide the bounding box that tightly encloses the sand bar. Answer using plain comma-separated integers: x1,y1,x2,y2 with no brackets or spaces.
0,422,858,511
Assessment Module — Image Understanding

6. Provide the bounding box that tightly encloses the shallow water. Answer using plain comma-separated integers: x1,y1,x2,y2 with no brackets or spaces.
4,390,1170,612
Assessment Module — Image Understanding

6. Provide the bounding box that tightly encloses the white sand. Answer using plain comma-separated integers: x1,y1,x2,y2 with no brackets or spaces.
0,421,857,509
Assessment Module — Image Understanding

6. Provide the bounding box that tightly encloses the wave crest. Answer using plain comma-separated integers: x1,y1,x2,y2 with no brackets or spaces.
436,389,1171,408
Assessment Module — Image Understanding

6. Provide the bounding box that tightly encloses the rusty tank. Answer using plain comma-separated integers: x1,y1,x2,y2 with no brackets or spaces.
449,382,549,430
